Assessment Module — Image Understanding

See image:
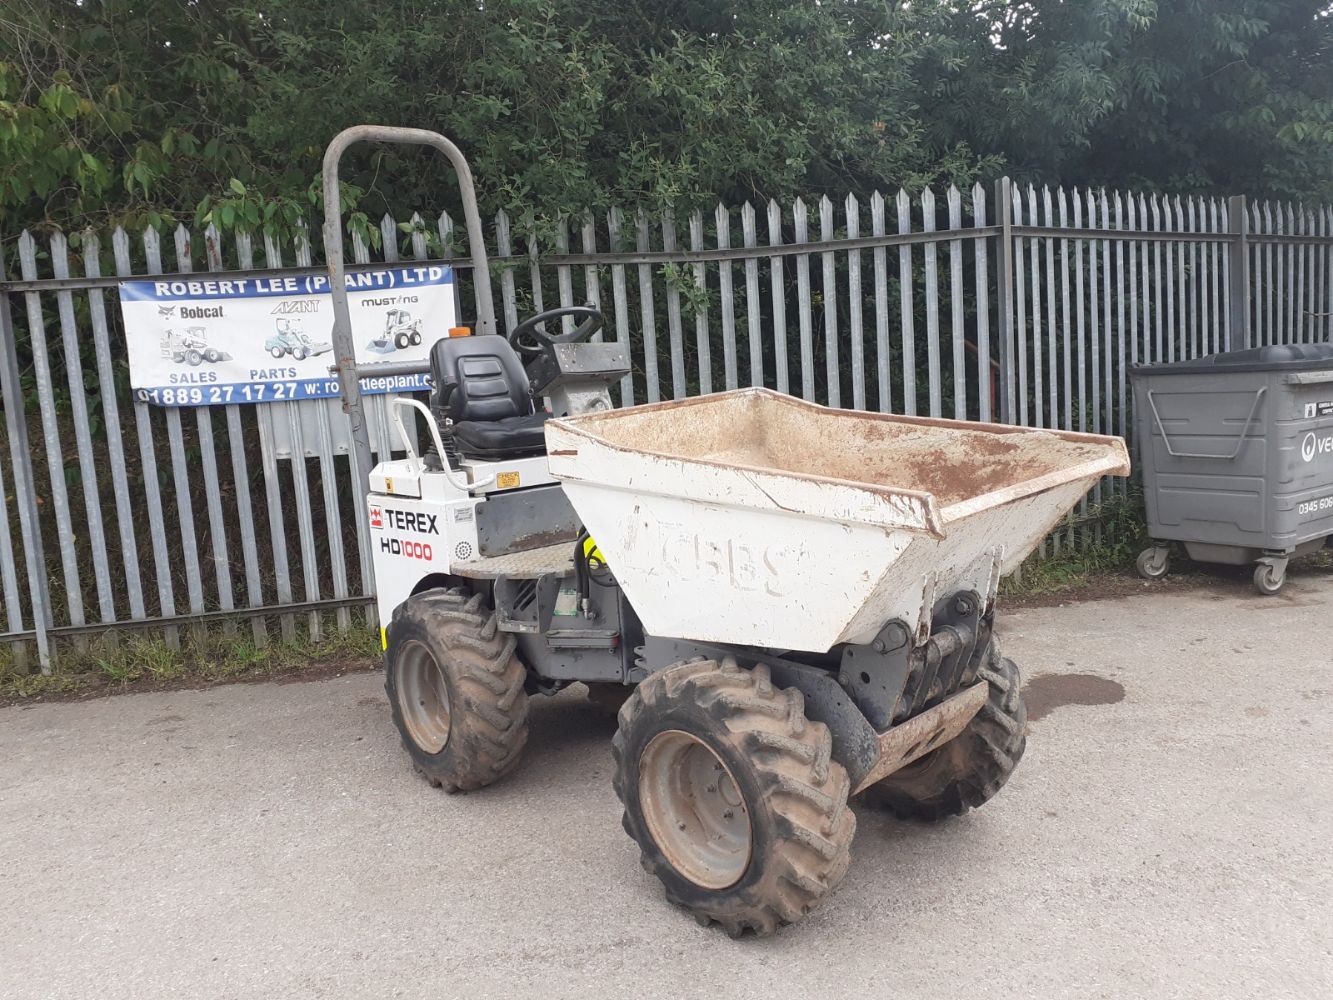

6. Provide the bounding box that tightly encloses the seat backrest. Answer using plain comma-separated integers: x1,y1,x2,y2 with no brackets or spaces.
429,335,533,422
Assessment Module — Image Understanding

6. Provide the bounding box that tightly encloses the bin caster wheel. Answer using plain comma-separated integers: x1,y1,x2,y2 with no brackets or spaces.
1253,559,1286,596
1136,546,1170,581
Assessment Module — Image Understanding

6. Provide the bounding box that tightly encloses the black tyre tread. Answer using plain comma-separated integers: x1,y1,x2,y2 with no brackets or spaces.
862,643,1026,822
386,588,528,792
612,657,855,937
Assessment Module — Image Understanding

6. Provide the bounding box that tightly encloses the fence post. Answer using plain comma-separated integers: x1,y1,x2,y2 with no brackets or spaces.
994,176,1017,423
0,258,53,672
1227,194,1250,351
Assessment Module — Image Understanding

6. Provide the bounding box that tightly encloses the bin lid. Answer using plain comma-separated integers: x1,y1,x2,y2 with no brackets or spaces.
1131,342,1333,375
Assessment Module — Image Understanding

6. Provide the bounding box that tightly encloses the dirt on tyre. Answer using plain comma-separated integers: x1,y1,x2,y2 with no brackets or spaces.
385,587,528,792
612,657,855,937
860,644,1026,822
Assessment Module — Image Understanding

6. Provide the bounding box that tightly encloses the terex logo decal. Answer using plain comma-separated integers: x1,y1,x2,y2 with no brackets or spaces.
1301,432,1333,463
380,509,438,534
369,507,383,529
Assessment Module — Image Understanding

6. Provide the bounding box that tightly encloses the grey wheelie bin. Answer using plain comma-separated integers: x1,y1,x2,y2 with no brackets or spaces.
1130,343,1333,594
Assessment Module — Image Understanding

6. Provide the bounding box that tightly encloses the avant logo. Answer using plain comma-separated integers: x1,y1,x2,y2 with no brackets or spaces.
271,300,321,315
1301,431,1333,463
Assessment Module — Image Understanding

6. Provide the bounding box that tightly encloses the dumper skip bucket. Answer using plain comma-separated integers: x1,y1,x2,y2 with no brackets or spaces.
546,389,1129,652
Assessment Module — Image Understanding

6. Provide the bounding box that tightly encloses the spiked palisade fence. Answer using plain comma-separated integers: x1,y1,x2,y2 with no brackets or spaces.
2,178,1330,670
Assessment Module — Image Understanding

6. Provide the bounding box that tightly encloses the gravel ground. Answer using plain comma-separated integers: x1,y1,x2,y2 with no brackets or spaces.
2,580,1330,1000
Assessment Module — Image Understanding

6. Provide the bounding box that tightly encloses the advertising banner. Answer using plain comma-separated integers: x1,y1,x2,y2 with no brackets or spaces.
118,264,455,405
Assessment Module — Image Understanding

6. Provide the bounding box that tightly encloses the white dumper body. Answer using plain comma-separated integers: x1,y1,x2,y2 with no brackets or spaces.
547,388,1130,652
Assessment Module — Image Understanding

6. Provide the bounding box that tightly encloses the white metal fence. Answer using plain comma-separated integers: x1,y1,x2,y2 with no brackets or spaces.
2,178,1329,670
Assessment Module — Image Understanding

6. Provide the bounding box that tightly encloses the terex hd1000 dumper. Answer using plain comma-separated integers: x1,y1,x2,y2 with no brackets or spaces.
320,126,1131,936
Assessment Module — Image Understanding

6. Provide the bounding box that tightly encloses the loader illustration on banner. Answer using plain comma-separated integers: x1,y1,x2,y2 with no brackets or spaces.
366,308,424,354
264,318,331,360
159,327,231,367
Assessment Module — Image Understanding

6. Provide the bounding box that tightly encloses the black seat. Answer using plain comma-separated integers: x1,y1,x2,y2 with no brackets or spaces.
429,335,547,459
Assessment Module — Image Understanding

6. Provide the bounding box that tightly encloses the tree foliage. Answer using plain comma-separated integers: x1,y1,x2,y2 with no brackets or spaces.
2,0,1332,239
921,0,1333,199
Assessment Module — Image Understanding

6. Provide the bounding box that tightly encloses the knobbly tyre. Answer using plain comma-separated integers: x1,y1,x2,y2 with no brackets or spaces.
322,126,1132,937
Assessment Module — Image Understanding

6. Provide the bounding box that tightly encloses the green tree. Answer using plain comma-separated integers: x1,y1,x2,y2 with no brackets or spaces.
2,0,1332,238
0,0,986,235
919,0,1333,199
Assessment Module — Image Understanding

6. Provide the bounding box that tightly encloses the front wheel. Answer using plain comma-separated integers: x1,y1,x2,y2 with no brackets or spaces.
394,332,410,350
861,644,1026,822
613,658,855,937
385,588,529,792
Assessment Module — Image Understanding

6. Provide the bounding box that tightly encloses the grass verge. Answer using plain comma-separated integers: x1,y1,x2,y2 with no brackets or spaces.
0,616,381,706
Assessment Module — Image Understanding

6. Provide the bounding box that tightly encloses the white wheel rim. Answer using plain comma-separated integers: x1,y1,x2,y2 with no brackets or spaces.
638,730,752,890
396,640,451,753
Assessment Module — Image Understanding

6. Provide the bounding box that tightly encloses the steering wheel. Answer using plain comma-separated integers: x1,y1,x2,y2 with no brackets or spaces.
508,305,604,357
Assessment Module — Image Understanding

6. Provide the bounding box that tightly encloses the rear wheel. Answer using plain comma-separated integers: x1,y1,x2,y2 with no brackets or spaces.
385,588,528,792
185,349,203,366
613,657,855,937
269,346,285,358
409,330,423,345
861,644,1026,822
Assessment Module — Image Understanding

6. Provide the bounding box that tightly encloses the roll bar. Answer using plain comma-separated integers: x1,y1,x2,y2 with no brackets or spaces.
320,125,496,486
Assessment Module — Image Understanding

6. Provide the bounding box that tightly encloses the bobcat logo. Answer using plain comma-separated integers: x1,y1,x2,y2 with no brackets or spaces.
157,305,176,319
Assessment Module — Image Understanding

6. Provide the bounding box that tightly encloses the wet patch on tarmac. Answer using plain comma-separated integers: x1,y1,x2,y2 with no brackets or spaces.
1023,673,1125,722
